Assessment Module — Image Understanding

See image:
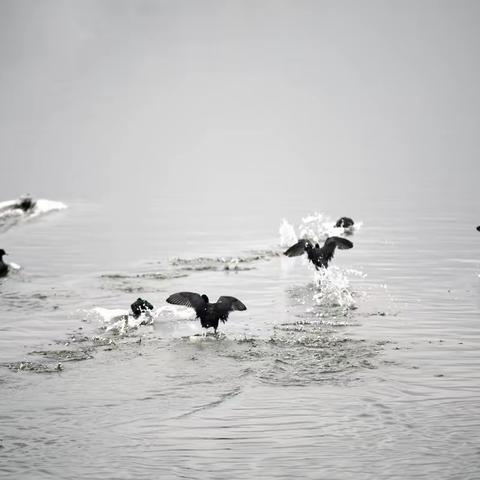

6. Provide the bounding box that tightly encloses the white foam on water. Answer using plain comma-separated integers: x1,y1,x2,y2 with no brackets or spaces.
313,266,358,309
28,199,67,218
92,307,129,323
155,304,196,320
298,212,334,243
6,262,22,271
279,213,362,247
88,304,198,335
279,219,298,247
0,198,67,231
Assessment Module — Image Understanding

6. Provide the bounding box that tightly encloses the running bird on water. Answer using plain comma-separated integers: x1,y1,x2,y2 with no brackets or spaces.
166,292,247,333
15,196,36,212
284,236,353,269
0,249,9,277
130,298,154,319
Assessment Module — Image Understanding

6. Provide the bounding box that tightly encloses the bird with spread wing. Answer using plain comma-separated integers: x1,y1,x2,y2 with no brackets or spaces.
166,292,247,333
283,236,353,269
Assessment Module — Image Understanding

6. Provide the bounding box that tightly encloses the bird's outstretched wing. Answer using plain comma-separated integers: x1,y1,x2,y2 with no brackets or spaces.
324,236,353,250
284,239,312,257
216,296,247,311
166,292,206,316
214,296,247,321
321,236,354,263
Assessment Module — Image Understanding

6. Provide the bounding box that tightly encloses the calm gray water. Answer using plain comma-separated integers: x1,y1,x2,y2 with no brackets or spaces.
1,1,480,478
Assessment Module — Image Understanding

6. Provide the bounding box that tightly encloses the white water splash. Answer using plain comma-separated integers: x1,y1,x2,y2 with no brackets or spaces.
313,266,358,309
28,199,67,218
279,219,298,247
298,212,335,243
6,262,22,271
0,198,67,232
279,212,362,247
89,304,197,335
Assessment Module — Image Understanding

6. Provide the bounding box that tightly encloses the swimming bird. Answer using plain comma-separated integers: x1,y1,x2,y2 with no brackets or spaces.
14,196,36,212
0,249,9,277
284,236,353,269
130,298,154,319
477,226,480,232
166,292,247,333
335,217,355,228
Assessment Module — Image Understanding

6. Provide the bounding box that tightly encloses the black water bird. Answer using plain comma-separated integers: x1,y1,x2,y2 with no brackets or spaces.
130,298,154,319
0,249,9,277
284,236,353,269
335,217,355,228
477,226,480,232
166,292,247,333
14,196,36,212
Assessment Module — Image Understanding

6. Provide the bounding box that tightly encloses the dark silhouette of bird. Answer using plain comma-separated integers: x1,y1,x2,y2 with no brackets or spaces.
477,226,480,232
0,249,9,277
284,236,353,269
335,217,355,228
130,298,154,319
14,196,36,212
166,292,247,333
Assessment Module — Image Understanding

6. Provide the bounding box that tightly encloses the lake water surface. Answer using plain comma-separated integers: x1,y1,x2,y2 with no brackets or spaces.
1,190,479,479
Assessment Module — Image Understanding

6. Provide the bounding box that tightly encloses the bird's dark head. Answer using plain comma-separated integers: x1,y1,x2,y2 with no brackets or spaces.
0,249,6,258
335,217,354,228
201,294,209,304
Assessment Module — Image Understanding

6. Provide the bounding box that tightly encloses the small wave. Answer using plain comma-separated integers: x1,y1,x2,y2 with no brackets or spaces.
29,348,94,362
100,272,187,280
2,360,64,374
99,271,188,294
174,386,242,419
171,256,252,272
171,251,280,272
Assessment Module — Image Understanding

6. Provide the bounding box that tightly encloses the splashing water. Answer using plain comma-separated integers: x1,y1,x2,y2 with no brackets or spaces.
279,219,298,247
279,212,362,247
27,199,67,218
313,266,358,310
0,198,67,232
0,198,67,218
89,304,197,335
298,212,335,243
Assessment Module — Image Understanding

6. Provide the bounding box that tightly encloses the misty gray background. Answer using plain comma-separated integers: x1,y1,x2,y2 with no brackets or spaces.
1,0,479,212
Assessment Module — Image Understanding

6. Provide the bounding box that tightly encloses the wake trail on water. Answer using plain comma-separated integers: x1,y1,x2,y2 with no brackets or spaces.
0,198,67,233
